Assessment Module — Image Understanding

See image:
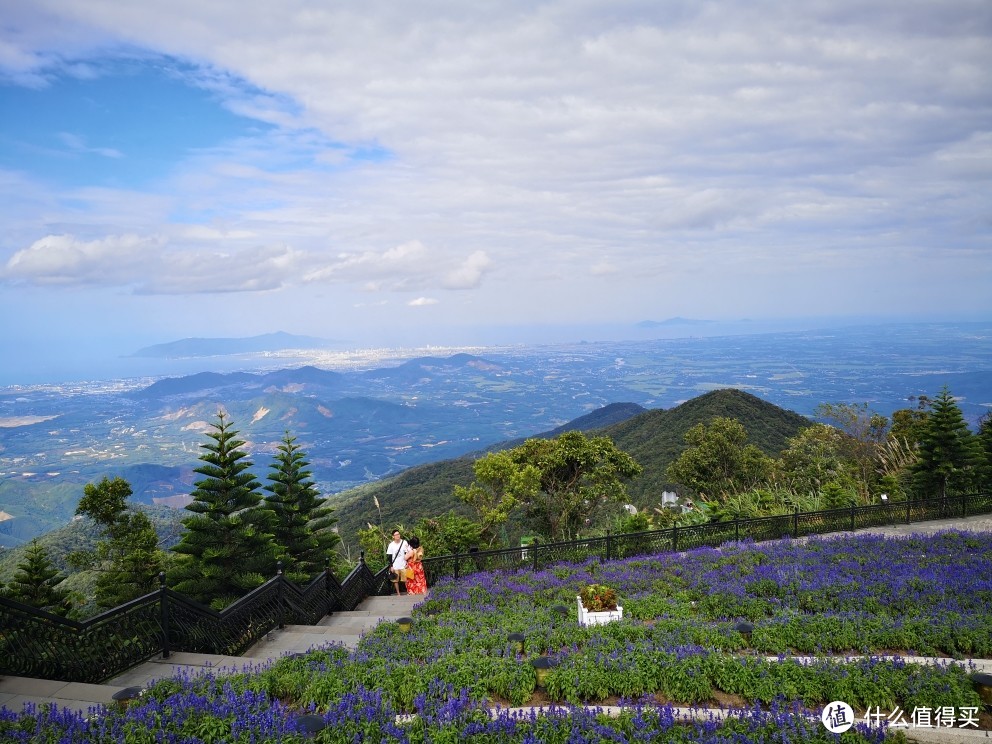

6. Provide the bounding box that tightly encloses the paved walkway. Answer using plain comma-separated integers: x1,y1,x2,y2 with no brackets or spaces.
827,512,992,539
2,515,991,742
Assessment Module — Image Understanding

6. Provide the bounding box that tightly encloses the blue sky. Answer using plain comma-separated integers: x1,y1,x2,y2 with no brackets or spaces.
1,1,990,381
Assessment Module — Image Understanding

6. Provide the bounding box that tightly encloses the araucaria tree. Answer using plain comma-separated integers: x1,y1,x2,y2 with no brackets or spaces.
73,476,163,607
4,541,75,617
977,412,992,490
264,432,340,582
170,412,278,609
912,386,981,499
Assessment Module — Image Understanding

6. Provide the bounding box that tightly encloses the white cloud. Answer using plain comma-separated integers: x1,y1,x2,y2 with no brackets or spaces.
442,251,492,290
2,233,304,294
3,233,163,285
139,243,304,294
304,240,427,285
409,297,439,307
590,261,618,276
58,132,123,159
0,0,990,327
302,241,495,294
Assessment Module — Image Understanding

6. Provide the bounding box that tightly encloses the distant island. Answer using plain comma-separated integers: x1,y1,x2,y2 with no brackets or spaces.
129,331,338,358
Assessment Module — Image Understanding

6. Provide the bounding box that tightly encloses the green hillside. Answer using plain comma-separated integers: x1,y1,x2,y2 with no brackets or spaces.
0,389,812,573
329,388,811,550
0,504,185,582
609,388,812,502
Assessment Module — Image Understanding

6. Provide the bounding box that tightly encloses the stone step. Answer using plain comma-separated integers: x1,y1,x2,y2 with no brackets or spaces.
0,592,428,714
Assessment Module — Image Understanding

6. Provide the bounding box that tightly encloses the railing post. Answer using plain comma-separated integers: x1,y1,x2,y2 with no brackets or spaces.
962,493,968,518
793,507,799,539
850,504,855,531
605,530,613,562
357,550,369,600
672,525,678,553
735,517,740,542
454,552,460,580
906,498,911,525
276,561,285,630
532,539,539,571
159,571,170,660
324,558,333,617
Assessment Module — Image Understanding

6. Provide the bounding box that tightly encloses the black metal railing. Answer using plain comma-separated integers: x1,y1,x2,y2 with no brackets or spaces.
0,557,376,683
1,492,988,684
422,491,991,587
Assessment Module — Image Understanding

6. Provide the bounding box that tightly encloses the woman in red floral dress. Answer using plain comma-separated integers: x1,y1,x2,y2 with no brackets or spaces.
404,536,427,595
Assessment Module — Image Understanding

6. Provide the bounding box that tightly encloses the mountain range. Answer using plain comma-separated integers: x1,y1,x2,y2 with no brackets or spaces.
1,321,989,551
0,388,806,580
328,388,809,543
130,331,338,358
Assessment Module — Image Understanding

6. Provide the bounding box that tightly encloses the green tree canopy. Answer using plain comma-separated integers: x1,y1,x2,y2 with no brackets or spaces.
912,386,981,499
415,511,483,557
774,423,855,497
889,395,932,446
977,412,992,490
76,475,132,526
512,431,642,541
265,432,341,582
169,412,279,609
73,476,164,607
454,450,541,546
665,417,773,500
814,402,889,499
4,540,75,617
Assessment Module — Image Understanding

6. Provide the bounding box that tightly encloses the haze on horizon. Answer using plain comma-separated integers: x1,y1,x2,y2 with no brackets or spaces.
1,1,990,380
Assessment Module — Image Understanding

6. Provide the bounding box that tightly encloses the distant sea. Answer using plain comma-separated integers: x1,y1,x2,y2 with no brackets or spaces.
2,316,990,395
0,348,299,388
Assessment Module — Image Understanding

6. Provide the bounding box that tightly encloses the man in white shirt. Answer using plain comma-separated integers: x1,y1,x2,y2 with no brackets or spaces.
385,530,411,595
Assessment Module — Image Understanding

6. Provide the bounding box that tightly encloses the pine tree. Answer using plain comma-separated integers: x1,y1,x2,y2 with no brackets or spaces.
75,476,163,607
6,540,74,617
912,386,981,499
169,412,278,609
265,432,340,581
976,412,992,490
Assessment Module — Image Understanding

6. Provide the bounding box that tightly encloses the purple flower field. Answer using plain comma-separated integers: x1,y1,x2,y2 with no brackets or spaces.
2,530,988,741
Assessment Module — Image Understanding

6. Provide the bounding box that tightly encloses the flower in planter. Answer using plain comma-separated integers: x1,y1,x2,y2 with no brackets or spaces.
578,583,618,612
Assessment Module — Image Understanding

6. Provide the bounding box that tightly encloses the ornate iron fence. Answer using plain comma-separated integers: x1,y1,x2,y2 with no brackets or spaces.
0,558,376,683
1,492,988,683
421,491,991,584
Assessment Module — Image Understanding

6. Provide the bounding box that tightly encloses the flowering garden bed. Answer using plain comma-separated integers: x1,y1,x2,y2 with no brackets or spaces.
2,531,990,742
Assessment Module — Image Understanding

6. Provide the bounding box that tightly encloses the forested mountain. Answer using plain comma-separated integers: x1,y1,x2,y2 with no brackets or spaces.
5,323,989,548
609,389,812,502
0,389,816,567
329,389,810,546
0,504,184,582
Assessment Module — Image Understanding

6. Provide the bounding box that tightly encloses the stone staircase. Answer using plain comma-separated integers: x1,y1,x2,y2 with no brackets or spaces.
0,593,424,715
241,593,423,661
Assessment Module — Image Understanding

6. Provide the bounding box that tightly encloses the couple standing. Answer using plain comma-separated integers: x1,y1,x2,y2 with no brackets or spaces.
386,530,427,595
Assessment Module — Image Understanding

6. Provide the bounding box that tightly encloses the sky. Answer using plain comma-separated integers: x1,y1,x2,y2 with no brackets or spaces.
1,1,990,380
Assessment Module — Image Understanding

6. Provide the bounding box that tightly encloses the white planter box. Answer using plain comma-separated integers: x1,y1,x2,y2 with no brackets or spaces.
577,596,623,627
